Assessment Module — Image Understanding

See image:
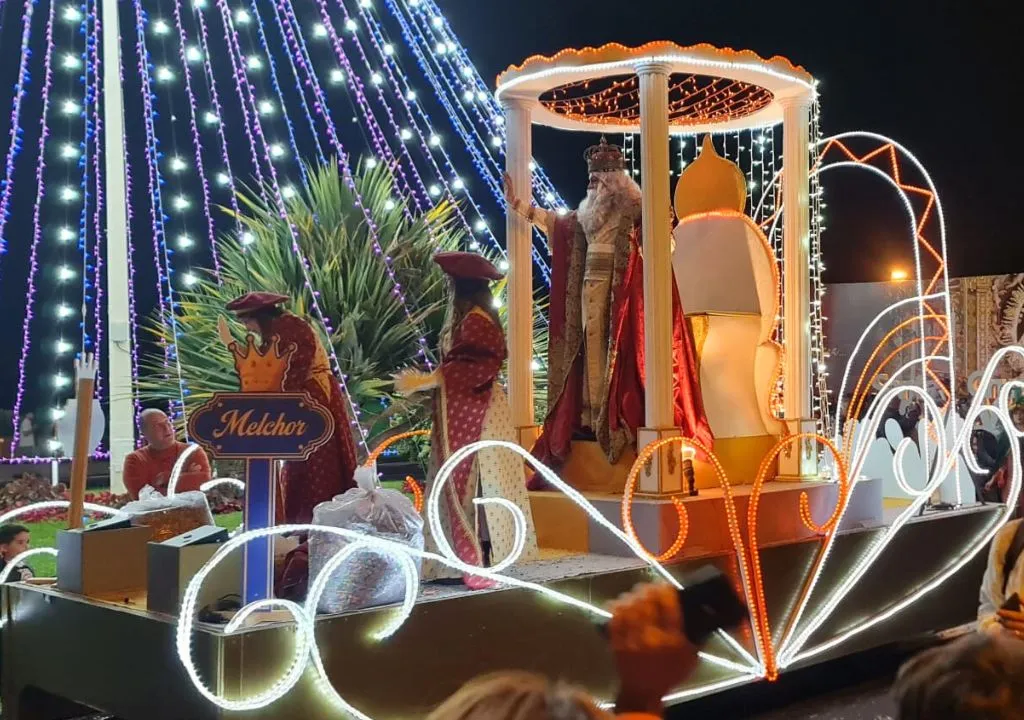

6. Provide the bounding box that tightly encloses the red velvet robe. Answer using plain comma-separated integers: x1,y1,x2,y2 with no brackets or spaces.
532,214,712,478
270,312,358,523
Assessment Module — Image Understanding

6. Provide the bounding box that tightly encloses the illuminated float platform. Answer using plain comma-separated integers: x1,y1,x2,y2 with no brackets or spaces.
3,41,1020,720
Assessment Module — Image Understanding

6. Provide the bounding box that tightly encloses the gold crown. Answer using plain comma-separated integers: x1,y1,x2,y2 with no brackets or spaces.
584,136,625,173
230,334,297,392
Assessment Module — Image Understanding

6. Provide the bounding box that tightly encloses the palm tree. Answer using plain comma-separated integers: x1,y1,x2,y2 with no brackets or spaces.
138,160,548,457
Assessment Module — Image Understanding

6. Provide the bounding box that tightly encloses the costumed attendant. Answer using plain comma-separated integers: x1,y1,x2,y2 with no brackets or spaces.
224,292,359,523
394,252,539,589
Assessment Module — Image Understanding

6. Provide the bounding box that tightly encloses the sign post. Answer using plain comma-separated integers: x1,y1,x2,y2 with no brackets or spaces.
188,392,333,602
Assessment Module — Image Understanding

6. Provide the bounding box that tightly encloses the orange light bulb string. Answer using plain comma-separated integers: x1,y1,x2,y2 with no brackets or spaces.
747,433,849,681
363,429,431,513
623,437,766,676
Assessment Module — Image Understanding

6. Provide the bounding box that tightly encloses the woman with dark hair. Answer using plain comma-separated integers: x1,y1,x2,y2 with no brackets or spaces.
395,252,538,588
224,292,358,524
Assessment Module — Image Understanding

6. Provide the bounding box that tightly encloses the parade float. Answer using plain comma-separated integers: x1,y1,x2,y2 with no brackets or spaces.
1,40,1021,720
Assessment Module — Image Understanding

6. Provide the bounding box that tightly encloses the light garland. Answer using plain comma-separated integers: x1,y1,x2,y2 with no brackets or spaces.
0,548,58,585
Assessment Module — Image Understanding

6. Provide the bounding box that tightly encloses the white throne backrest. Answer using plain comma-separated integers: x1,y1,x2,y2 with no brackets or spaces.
673,211,783,438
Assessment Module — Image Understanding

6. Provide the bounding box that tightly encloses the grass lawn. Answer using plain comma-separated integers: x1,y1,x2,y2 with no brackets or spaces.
19,512,243,578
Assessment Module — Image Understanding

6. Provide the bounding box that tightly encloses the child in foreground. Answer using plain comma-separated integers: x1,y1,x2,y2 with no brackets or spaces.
0,523,33,583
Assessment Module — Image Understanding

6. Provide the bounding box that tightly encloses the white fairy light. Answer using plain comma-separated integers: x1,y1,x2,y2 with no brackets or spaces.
215,172,230,186
169,156,187,172
63,6,82,22
491,296,503,309
59,186,77,202
258,100,275,115
428,134,440,147
62,53,81,70
50,407,65,421
52,373,70,388
234,8,250,24
151,18,170,35
173,195,190,210
57,226,75,242
473,219,486,232
364,157,378,168
311,22,327,38
182,272,198,287
436,42,448,55
383,43,394,56
57,265,75,281
370,72,383,86
47,438,62,451
462,90,473,102
383,199,396,210
185,45,202,63
203,111,219,126
240,231,255,246
399,128,412,141
544,192,555,203
156,66,174,82
452,177,464,190
59,143,79,159
428,184,440,197
530,359,540,372
54,339,72,354
431,16,442,28
461,66,473,78
281,185,296,199
246,56,263,71
490,136,501,147
269,143,286,159
358,0,371,7
344,18,357,32
177,234,194,249
62,99,80,116
329,69,345,85
405,89,416,101
498,260,509,271
476,91,488,102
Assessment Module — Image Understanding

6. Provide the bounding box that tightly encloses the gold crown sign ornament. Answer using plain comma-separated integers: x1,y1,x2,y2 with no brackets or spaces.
218,315,296,392
584,136,625,173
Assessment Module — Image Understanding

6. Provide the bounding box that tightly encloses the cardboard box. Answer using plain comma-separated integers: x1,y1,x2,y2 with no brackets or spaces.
147,526,242,616
57,524,153,596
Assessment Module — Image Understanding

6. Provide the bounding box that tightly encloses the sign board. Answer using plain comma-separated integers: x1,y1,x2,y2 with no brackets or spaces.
187,392,334,602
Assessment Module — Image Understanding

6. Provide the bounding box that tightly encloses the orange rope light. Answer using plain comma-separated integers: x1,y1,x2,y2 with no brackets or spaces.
403,476,424,514
622,437,768,678
746,433,849,680
363,429,430,468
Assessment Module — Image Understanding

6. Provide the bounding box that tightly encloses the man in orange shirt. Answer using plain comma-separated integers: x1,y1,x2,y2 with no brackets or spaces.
122,409,211,498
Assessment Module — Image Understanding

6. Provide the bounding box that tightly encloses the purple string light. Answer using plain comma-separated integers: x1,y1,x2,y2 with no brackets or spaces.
9,0,56,457
276,0,435,368
0,0,37,285
213,0,371,452
171,0,222,280
131,0,188,422
188,0,243,236
90,0,105,407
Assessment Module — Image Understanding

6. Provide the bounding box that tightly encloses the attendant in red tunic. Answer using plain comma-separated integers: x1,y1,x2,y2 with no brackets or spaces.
395,253,539,589
226,292,359,524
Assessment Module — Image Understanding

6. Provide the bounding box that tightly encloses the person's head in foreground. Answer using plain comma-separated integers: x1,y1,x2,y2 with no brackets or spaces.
426,672,610,720
139,408,176,452
893,632,1024,720
0,524,30,564
427,583,698,719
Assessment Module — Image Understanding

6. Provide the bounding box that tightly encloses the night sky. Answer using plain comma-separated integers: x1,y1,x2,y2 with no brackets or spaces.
0,0,1015,421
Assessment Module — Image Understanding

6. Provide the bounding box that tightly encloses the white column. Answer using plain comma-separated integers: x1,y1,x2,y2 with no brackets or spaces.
635,61,683,495
102,0,134,493
779,93,817,479
502,96,536,445
637,62,674,429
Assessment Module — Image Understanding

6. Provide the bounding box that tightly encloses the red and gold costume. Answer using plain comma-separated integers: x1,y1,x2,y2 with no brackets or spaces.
226,292,359,524
396,252,539,588
532,213,713,473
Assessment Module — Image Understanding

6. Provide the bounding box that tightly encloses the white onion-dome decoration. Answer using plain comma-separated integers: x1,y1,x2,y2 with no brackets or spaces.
674,135,747,219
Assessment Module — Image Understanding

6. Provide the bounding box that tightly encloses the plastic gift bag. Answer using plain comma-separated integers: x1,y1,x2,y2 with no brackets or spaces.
121,486,215,542
309,467,424,614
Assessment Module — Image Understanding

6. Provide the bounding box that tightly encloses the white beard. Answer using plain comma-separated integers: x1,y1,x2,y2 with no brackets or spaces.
576,175,640,239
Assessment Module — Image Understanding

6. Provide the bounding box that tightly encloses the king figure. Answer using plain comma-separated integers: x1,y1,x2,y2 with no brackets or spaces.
505,137,712,483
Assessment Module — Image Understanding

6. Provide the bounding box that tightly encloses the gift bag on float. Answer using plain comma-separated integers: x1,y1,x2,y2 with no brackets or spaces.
309,467,424,614
120,487,216,542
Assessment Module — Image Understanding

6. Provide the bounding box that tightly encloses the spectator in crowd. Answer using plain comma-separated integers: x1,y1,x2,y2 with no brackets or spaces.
0,524,33,582
122,408,211,498
427,583,698,719
970,428,1004,503
892,632,1024,719
978,516,1024,638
